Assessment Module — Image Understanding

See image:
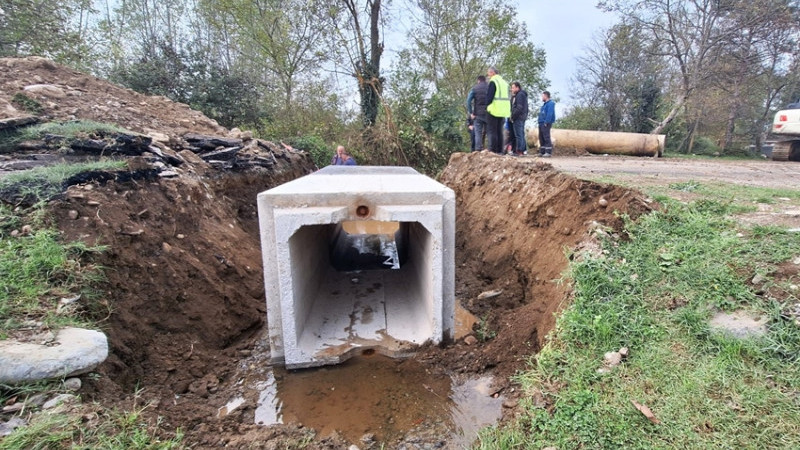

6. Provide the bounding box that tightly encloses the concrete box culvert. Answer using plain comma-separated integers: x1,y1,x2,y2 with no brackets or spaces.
258,166,455,369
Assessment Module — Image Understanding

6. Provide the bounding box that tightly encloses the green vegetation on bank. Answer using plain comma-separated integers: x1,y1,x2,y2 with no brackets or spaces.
0,121,131,154
1,162,183,448
0,160,127,206
0,162,129,338
0,393,183,449
478,184,800,448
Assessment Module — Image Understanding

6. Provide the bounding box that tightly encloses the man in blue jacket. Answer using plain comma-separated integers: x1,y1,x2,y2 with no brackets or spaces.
537,90,555,157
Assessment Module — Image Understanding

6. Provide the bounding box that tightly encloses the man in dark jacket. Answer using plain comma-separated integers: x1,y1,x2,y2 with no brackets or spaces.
466,75,488,151
510,81,528,156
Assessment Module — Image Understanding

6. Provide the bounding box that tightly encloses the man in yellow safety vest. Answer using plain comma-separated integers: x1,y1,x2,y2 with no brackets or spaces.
485,66,511,154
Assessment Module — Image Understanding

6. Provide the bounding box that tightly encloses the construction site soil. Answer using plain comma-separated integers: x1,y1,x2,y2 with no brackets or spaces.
2,57,798,448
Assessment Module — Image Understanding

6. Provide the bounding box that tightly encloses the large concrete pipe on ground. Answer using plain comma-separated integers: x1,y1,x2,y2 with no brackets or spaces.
258,166,455,369
527,128,665,157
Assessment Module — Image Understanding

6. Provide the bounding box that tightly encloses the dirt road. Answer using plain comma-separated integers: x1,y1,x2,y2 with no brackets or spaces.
543,155,799,190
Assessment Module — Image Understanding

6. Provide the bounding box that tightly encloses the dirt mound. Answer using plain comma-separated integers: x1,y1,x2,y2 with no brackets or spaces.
421,152,653,384
0,57,225,138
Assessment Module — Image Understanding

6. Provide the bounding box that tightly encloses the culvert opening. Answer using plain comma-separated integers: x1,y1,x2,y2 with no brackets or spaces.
331,220,406,271
286,220,435,366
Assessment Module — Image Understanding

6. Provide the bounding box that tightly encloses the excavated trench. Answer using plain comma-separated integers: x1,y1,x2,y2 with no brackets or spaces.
51,152,651,448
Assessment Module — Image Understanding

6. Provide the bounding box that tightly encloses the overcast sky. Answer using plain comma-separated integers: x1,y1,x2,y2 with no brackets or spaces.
517,1,618,114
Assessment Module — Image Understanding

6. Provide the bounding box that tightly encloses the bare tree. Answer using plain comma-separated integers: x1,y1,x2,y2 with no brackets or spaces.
327,0,385,127
599,0,742,135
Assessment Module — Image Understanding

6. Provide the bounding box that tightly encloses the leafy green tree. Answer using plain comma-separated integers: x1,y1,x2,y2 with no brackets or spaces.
201,0,331,109
0,0,94,65
406,0,547,102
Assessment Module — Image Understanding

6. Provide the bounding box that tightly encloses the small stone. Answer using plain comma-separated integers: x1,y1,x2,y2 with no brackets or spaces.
0,417,27,437
561,227,572,235
542,447,557,450
2,403,24,413
619,347,629,357
752,274,765,285
604,351,623,367
790,284,798,291
177,234,185,239
10,230,19,237
42,394,78,410
477,289,502,300
598,198,609,207
793,256,800,265
59,294,81,306
348,445,360,450
86,201,100,206
23,84,66,98
351,277,359,284
63,377,82,391
21,225,32,235
546,207,557,218
67,210,79,220
464,335,478,346
360,433,376,444
25,393,48,407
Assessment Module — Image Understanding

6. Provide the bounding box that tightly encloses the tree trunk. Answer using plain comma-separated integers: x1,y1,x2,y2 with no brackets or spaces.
359,0,383,127
722,82,741,154
651,93,687,135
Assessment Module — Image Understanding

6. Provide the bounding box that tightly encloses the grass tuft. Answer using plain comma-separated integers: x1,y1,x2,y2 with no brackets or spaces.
0,160,127,205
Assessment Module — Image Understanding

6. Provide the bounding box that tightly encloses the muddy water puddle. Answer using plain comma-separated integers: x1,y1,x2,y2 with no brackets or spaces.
227,350,503,447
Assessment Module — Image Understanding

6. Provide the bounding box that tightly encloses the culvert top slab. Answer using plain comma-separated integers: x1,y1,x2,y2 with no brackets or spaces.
258,166,455,369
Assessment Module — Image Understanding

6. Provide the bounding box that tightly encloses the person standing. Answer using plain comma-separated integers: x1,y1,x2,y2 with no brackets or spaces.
537,90,555,157
466,75,489,151
510,81,528,156
485,66,511,154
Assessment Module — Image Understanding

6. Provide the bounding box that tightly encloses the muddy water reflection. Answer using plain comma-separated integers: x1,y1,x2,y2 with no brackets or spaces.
254,354,503,445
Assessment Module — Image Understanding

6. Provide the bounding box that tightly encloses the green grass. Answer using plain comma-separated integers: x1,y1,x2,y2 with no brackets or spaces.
0,120,131,154
0,160,127,205
0,394,183,449
478,193,800,449
0,162,128,335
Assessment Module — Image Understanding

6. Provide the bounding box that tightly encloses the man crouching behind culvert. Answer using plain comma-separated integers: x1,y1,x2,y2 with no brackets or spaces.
537,90,555,157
